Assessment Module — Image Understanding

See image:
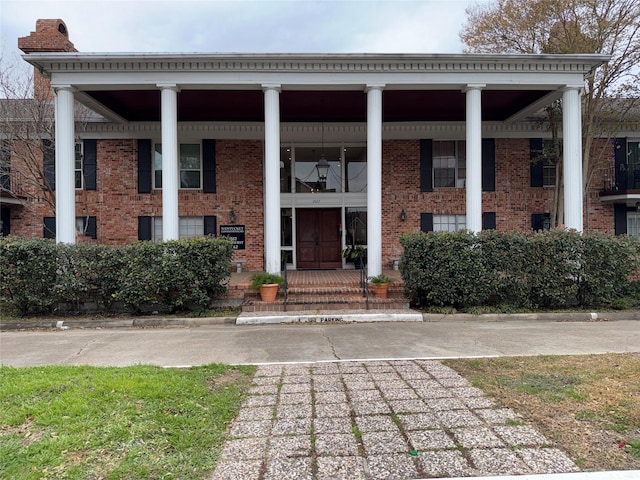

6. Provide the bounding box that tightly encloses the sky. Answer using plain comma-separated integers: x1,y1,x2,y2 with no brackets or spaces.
1,0,489,66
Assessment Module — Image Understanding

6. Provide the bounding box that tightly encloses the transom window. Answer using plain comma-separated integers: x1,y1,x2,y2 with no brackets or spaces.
280,144,367,194
434,214,466,232
154,143,202,189
433,141,466,188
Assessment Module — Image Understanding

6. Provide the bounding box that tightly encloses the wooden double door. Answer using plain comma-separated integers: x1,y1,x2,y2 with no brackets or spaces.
296,208,342,269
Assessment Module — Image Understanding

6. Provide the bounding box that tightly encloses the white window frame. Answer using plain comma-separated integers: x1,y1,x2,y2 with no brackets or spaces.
433,214,467,232
152,216,205,242
542,139,558,188
433,140,466,188
628,212,640,239
153,142,203,190
75,142,83,190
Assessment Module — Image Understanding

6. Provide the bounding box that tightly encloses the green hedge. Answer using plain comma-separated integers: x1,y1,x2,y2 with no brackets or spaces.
0,237,233,316
400,230,640,309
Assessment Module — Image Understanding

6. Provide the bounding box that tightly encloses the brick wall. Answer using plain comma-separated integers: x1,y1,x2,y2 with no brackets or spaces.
379,138,615,262
8,137,616,271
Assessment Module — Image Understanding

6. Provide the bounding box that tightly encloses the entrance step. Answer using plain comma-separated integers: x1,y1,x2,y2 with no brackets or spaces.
231,269,411,314
242,293,409,312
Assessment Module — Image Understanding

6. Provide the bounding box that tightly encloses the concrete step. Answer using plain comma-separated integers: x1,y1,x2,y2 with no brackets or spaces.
241,292,409,312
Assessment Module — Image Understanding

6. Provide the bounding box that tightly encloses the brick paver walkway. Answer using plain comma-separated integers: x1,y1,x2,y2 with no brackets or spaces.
211,360,579,480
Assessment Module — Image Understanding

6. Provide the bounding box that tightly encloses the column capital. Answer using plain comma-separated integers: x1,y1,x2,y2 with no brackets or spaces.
262,83,281,92
157,83,181,92
366,83,386,92
562,84,584,93
52,84,75,94
464,83,485,92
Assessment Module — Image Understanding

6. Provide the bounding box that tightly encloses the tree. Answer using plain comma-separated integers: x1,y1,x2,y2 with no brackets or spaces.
460,0,640,228
0,54,92,234
0,56,56,212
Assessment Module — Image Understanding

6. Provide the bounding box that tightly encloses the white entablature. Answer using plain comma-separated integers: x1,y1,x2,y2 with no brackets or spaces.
25,52,608,91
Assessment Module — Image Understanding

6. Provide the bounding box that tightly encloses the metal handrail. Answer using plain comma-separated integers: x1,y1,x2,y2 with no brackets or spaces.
282,262,288,311
359,258,369,310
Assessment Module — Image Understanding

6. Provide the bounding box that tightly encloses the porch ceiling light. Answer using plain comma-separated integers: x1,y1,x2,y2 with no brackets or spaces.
316,154,330,181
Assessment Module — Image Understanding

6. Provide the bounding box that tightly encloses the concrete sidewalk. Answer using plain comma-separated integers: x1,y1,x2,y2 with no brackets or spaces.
1,312,639,367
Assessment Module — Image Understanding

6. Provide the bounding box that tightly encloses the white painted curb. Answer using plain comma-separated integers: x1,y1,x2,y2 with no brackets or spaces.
236,311,423,325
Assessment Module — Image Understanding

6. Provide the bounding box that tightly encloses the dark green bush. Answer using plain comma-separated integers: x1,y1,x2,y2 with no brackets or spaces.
0,238,58,315
0,237,233,316
114,237,233,314
399,231,491,307
400,230,640,310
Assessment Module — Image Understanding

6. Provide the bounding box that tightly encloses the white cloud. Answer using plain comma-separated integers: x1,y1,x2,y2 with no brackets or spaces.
1,0,482,60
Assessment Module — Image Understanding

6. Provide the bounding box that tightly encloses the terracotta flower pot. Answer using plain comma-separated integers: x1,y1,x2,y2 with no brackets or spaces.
259,283,279,302
371,283,389,299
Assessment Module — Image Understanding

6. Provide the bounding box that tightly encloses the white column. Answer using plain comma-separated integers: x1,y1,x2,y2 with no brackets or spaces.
54,86,76,244
159,84,180,241
367,84,384,277
263,84,281,274
465,84,484,233
563,86,583,232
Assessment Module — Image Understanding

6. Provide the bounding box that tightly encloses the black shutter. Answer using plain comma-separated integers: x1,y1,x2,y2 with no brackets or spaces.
530,138,544,187
420,139,433,192
482,212,496,230
43,139,55,191
138,216,152,241
202,139,217,193
1,207,10,236
137,139,152,194
614,138,627,191
83,139,97,191
420,212,433,232
43,217,56,239
482,138,496,192
204,215,217,236
614,204,628,235
85,216,97,239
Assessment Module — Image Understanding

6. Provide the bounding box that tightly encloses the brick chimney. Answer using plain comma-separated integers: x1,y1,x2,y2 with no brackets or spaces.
18,19,78,100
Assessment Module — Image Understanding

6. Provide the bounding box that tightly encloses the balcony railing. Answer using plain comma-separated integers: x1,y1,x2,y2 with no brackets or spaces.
600,166,640,194
0,171,28,199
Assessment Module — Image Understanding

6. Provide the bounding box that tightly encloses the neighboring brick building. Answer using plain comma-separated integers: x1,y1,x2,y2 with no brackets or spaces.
2,19,639,274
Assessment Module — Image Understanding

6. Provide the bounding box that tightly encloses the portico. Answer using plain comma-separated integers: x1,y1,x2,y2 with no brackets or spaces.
25,52,607,273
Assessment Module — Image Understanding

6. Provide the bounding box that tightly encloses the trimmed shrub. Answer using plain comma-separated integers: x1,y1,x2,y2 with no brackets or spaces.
0,237,233,316
400,230,640,310
0,238,58,315
114,237,233,314
400,231,491,307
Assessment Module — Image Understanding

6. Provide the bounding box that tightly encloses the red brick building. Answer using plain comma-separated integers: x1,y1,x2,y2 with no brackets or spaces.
2,19,639,274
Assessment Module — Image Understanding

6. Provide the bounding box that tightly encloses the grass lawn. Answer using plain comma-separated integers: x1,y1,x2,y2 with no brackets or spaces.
445,353,640,471
0,364,255,479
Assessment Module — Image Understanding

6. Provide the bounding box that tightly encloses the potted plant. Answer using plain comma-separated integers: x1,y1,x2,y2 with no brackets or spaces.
249,272,284,302
369,273,393,299
341,245,367,269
